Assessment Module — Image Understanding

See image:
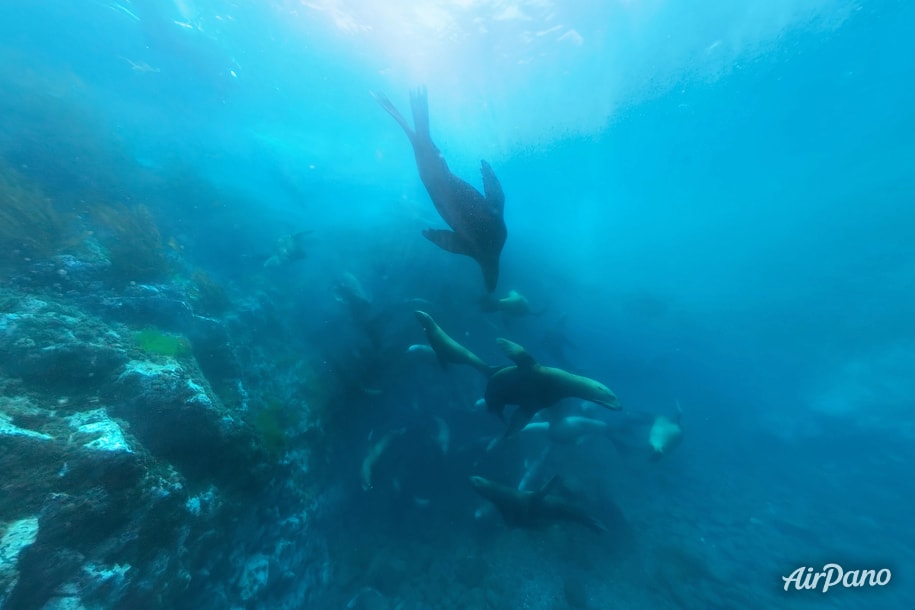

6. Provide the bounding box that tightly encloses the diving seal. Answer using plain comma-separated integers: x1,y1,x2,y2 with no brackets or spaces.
372,88,507,292
484,338,621,439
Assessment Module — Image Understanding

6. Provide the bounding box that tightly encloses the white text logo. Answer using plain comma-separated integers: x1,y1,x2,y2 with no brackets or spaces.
783,564,891,593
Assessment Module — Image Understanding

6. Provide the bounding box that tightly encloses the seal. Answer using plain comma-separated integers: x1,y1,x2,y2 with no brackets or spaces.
649,401,683,459
406,343,437,362
361,428,405,491
470,474,607,532
372,87,507,292
432,415,450,454
480,289,546,326
414,310,496,377
522,415,610,445
263,231,311,268
484,338,621,439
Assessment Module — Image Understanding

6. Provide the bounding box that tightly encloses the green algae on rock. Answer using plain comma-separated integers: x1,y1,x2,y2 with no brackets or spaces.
133,327,192,358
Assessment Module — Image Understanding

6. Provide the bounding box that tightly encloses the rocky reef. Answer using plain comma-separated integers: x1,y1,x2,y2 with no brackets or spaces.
0,272,333,609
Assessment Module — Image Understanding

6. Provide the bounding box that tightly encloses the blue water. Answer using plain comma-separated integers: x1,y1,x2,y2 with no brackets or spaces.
0,1,913,609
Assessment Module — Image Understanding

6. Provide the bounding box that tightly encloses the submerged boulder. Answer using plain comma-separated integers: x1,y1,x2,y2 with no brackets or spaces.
0,296,127,393
109,357,268,489
0,517,40,607
0,392,188,610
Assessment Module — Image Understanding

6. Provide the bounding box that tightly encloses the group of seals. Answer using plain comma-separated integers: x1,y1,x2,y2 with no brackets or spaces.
411,311,621,441
371,90,679,536
372,87,507,293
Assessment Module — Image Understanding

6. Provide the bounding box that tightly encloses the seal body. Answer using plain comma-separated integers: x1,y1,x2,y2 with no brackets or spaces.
414,310,494,377
470,475,606,533
361,428,405,491
548,416,610,444
480,290,546,326
481,290,541,316
373,88,507,292
263,231,310,267
649,415,683,458
484,338,621,438
521,417,609,444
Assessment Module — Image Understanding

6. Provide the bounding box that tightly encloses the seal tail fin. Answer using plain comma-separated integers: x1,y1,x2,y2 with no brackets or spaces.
371,90,416,144
423,229,473,257
480,160,505,212
410,86,430,141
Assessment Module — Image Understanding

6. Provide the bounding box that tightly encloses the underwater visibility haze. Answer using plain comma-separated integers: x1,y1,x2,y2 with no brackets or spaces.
0,0,913,608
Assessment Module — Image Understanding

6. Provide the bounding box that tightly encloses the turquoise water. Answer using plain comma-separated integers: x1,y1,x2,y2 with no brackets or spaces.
0,1,912,609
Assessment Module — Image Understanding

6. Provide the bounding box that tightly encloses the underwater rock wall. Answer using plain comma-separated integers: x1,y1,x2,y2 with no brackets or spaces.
0,283,332,609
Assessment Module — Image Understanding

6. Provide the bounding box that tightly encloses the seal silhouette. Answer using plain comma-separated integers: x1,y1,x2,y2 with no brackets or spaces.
470,474,607,533
414,310,496,377
484,338,621,439
372,87,507,292
649,402,683,460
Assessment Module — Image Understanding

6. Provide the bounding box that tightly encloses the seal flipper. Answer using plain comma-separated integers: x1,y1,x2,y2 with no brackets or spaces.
496,338,538,368
370,91,416,144
410,87,430,141
480,160,505,212
423,229,474,256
